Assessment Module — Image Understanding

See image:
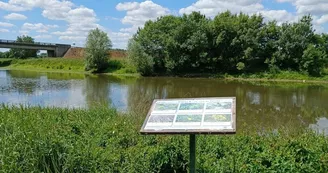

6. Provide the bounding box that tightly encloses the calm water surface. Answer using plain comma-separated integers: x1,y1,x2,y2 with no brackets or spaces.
0,69,327,134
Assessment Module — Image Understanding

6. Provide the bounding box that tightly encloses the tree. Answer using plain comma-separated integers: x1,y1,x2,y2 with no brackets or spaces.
127,39,154,75
212,12,265,73
9,35,38,59
271,16,316,71
0,51,8,58
301,44,327,76
84,28,112,73
128,11,328,76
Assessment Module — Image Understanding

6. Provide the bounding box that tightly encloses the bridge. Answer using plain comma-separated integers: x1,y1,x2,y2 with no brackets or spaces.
0,39,71,57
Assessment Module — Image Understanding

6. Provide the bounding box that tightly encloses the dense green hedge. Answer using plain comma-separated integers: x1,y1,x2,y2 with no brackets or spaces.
129,11,328,76
0,106,327,172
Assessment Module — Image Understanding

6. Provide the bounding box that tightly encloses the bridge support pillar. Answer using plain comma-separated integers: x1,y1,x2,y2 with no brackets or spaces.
47,50,55,57
55,45,71,57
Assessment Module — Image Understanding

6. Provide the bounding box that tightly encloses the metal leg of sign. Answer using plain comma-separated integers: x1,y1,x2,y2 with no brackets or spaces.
190,134,196,173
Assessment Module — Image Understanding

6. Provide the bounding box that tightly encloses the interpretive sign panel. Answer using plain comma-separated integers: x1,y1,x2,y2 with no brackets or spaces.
140,97,236,134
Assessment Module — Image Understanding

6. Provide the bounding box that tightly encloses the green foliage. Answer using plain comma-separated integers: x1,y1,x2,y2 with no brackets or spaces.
0,106,327,172
127,40,154,75
301,44,327,76
270,16,315,71
237,62,246,71
129,11,328,77
9,35,38,59
0,59,12,67
105,59,137,74
0,51,10,58
85,28,112,73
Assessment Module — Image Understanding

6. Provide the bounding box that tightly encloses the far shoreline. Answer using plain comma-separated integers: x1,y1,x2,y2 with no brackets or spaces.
2,66,328,84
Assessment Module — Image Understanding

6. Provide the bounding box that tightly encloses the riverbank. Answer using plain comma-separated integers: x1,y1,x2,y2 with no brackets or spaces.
1,58,328,83
0,106,327,172
220,71,328,84
0,58,138,76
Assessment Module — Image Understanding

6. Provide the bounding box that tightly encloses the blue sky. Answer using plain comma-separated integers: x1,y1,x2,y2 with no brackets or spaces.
0,0,328,49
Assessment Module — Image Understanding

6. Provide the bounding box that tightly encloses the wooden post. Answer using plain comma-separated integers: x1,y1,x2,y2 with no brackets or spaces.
190,134,196,173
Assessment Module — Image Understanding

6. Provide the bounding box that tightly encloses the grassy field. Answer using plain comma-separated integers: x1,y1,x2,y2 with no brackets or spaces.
0,58,138,75
0,106,327,172
9,58,85,72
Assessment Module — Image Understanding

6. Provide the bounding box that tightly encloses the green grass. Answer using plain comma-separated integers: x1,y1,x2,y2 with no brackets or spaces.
0,58,138,75
219,70,328,82
0,106,327,172
9,58,85,72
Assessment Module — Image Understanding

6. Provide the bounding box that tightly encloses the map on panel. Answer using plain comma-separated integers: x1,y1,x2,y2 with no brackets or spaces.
140,97,236,134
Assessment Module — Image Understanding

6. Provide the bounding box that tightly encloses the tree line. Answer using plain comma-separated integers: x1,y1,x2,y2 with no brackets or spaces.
128,11,328,76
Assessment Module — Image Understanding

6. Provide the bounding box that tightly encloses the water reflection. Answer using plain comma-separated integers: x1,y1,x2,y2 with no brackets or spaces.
310,118,328,135
0,69,327,133
83,75,110,108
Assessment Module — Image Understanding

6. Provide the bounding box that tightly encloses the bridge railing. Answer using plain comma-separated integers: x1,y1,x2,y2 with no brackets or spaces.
0,39,62,46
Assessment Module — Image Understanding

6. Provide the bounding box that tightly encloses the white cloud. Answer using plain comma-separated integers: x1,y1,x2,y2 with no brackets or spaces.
317,15,328,25
275,0,328,27
1,0,74,20
58,36,86,41
179,0,264,18
34,34,52,39
4,13,27,20
276,0,328,17
0,0,101,45
22,23,58,33
113,0,170,49
276,0,294,2
109,31,133,49
51,6,102,44
116,2,139,11
0,28,9,32
258,10,297,24
41,1,74,20
0,1,30,11
18,30,29,35
116,0,170,33
0,22,14,27
105,16,120,21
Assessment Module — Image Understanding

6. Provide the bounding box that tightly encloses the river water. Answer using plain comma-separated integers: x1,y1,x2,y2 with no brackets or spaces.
0,69,327,134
